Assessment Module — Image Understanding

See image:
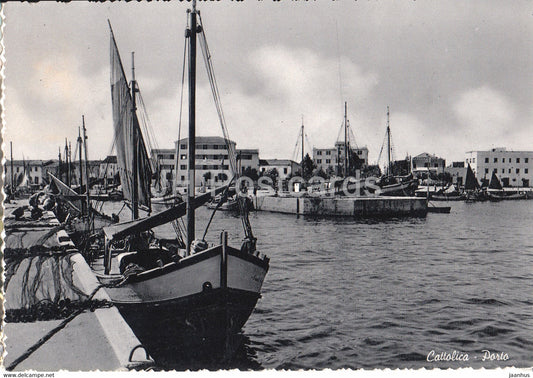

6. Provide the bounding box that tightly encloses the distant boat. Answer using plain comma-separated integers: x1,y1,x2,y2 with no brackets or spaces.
427,204,451,213
463,163,486,202
375,107,418,196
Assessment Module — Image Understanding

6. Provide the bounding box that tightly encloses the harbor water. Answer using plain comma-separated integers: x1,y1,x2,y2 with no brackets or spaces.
102,200,533,370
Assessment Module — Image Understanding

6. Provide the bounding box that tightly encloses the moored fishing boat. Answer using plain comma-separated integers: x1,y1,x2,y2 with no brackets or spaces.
375,107,418,196
85,6,269,362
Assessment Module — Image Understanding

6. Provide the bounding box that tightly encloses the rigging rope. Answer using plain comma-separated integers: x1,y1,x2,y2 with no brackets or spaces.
197,14,255,244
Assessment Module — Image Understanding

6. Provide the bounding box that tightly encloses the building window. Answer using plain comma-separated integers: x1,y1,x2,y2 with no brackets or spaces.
180,154,186,160
168,154,174,160
284,168,288,174
326,159,331,164
181,144,187,149
516,168,520,174
317,159,322,164
473,158,475,163
502,158,505,163
517,158,520,163
508,169,511,173
485,157,489,163
485,168,489,174
326,151,331,155
317,151,322,155
16,167,19,173
525,169,529,174
214,145,219,150
494,158,498,163
180,165,186,170
181,175,185,181
526,158,529,163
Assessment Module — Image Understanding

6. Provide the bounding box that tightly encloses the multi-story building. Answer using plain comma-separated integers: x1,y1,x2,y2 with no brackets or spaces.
411,152,446,176
4,160,44,188
236,149,260,175
445,161,467,187
313,143,369,174
259,159,301,180
174,136,236,188
465,147,533,187
99,156,118,186
151,148,176,184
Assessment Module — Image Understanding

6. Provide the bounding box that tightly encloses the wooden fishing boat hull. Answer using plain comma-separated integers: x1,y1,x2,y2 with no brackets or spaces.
97,244,269,361
206,200,239,211
431,194,464,201
378,180,418,196
427,206,451,213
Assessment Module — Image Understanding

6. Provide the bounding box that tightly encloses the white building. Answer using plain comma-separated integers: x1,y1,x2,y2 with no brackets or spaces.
313,143,369,174
4,160,44,188
259,159,301,180
237,149,260,175
175,136,236,188
151,148,176,184
412,152,446,177
99,155,118,185
465,148,533,187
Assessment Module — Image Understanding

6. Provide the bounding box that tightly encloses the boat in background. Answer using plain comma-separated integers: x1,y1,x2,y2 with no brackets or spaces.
375,107,418,196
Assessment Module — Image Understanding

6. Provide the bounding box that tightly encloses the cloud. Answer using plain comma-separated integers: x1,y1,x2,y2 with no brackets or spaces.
453,86,516,142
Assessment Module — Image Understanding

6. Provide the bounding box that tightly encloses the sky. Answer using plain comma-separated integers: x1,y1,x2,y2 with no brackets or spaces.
3,1,533,167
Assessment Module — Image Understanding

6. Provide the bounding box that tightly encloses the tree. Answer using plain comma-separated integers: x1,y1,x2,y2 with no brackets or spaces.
301,153,315,180
326,165,336,178
243,167,259,181
348,150,363,176
313,167,329,179
203,171,212,184
362,165,381,178
263,168,279,189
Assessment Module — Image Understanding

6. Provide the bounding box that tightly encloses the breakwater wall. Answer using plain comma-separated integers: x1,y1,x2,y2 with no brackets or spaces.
254,195,427,217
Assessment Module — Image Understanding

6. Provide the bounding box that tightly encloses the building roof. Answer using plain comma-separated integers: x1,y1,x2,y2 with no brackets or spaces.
5,160,43,166
260,159,299,166
236,149,259,154
151,148,174,154
413,152,443,159
467,148,532,153
102,155,117,164
176,136,236,145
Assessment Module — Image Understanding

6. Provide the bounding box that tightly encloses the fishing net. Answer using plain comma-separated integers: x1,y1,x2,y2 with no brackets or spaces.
4,247,110,323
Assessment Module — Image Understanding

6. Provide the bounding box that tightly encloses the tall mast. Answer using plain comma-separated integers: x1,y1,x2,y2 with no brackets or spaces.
344,101,348,177
69,142,72,186
386,106,391,176
82,115,91,224
186,0,198,255
77,127,84,193
58,147,62,179
301,116,304,175
10,141,14,194
131,52,139,220
65,139,71,186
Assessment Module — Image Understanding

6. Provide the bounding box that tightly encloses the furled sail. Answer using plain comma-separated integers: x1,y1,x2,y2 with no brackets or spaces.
110,25,152,212
464,163,480,190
